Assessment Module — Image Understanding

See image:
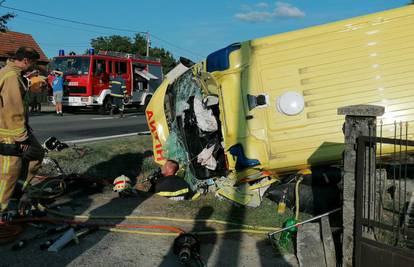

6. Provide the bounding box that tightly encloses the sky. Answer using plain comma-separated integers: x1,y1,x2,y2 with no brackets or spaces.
1,0,410,61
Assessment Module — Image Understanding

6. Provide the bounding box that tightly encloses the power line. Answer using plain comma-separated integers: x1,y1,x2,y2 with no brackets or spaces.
151,34,205,59
0,4,145,33
14,16,109,36
1,4,205,59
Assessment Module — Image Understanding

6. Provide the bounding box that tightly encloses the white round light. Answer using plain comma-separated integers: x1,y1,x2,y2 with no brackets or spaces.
276,91,305,116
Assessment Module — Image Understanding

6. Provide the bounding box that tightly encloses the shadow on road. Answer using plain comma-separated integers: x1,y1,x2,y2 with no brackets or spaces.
215,189,246,266
256,238,294,267
84,152,148,184
1,151,154,267
59,151,152,266
159,206,217,267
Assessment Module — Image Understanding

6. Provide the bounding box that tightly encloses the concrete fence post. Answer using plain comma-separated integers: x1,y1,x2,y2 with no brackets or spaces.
337,105,384,267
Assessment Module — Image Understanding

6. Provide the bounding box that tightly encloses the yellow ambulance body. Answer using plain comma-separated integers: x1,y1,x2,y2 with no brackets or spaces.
147,6,414,175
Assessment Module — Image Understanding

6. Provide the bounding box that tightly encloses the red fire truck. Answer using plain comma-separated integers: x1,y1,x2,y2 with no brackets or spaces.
48,50,163,114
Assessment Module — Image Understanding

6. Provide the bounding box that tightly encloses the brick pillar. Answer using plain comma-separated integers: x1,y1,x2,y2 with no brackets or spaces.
337,105,384,267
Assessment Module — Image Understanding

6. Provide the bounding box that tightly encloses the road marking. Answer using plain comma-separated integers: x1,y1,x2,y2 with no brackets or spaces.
91,117,115,120
65,133,138,143
91,114,140,120
64,131,151,144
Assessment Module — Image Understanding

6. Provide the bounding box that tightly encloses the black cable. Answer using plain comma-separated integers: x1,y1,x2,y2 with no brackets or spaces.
1,4,205,58
14,16,109,36
151,34,205,59
0,4,145,33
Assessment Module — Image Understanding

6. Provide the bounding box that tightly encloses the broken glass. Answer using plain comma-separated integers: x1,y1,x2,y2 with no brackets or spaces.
163,69,226,190
173,71,198,119
163,131,188,164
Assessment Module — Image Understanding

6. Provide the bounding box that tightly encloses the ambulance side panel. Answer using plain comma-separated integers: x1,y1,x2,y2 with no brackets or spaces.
218,6,414,172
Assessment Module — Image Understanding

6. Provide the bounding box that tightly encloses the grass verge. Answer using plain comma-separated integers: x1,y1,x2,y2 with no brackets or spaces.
39,135,157,180
40,135,305,253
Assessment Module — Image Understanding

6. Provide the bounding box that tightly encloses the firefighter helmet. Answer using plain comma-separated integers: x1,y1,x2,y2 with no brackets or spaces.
113,175,132,192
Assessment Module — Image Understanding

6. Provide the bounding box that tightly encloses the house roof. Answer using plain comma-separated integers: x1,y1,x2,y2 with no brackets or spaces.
0,31,48,62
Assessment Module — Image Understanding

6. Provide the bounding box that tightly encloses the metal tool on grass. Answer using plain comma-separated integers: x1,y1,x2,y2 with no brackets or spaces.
267,208,341,243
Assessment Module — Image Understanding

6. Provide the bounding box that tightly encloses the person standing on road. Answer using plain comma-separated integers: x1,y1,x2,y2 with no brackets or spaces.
109,74,127,118
0,47,45,219
26,70,46,113
52,69,64,116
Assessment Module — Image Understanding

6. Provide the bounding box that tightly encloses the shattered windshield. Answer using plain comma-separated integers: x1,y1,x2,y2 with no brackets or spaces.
163,70,225,189
164,69,202,129
163,70,200,189
51,57,90,76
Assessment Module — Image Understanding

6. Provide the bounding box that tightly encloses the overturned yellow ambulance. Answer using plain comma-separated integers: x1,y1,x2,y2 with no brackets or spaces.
146,6,414,185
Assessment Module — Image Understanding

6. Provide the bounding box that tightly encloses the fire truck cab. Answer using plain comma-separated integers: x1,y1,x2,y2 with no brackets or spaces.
48,51,163,114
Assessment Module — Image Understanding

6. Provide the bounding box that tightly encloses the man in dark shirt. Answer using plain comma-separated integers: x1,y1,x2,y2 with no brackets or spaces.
109,75,127,118
161,160,179,177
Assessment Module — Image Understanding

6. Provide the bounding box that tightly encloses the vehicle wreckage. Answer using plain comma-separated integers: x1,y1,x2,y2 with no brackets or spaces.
146,6,414,196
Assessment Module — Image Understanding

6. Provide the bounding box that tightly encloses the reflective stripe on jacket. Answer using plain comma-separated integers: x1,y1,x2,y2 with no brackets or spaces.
109,77,126,97
0,62,28,143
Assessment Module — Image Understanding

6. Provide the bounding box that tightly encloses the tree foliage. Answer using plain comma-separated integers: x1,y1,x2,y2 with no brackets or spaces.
90,34,177,74
0,12,14,32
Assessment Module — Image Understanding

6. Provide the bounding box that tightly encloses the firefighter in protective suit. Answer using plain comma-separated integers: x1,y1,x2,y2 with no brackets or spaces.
0,47,45,219
109,75,127,118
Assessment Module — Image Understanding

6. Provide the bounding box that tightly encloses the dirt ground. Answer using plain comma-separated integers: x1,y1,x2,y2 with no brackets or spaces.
0,190,298,267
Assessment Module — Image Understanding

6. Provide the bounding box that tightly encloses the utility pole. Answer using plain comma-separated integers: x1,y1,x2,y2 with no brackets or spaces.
146,31,150,57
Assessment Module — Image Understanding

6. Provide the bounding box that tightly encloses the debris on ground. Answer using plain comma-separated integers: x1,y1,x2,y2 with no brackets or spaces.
265,168,342,214
0,135,335,266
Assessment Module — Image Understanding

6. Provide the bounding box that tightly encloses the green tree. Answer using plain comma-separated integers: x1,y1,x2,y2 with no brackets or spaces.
90,33,178,74
90,35,134,53
0,12,14,32
131,34,148,56
150,47,177,75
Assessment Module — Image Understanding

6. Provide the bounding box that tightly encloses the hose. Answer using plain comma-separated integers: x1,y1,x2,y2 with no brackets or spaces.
104,227,272,236
3,216,277,238
39,204,279,231
37,204,281,234
108,224,184,234
295,176,303,221
191,229,270,235
3,217,185,234
27,178,66,199
103,228,181,236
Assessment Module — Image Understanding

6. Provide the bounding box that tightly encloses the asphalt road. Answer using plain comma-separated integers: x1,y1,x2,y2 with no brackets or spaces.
29,111,149,143
0,192,299,267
